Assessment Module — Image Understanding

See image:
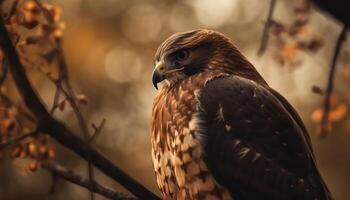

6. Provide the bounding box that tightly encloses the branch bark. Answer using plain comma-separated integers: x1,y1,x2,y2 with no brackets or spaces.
257,0,276,55
320,25,347,137
0,131,36,150
0,17,160,200
31,2,97,199
42,162,137,200
312,0,350,26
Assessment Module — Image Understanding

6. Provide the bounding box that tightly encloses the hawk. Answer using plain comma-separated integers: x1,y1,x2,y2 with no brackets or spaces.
150,29,332,200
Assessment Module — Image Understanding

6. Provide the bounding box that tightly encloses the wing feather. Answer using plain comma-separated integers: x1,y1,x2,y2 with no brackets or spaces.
198,76,332,200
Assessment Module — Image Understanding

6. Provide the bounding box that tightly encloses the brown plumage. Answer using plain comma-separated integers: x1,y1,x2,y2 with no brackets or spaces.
151,29,333,200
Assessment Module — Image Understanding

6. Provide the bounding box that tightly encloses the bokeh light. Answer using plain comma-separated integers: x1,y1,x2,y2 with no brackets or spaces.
169,3,198,32
86,0,127,18
192,0,238,27
121,4,162,44
51,0,82,19
104,48,142,83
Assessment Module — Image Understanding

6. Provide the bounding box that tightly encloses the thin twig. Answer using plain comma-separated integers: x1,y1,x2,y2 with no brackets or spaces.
320,25,347,137
312,0,350,26
258,0,277,55
89,118,106,143
0,14,160,200
3,0,19,22
32,1,96,199
56,69,96,200
57,22,96,200
50,84,62,114
35,66,62,114
0,59,8,84
49,172,58,194
33,0,54,23
0,131,36,150
42,162,137,200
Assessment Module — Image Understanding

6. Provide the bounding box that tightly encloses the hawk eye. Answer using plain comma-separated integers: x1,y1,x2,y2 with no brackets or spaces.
174,49,190,62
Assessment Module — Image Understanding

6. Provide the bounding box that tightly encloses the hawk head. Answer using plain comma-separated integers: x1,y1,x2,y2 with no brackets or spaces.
152,29,262,89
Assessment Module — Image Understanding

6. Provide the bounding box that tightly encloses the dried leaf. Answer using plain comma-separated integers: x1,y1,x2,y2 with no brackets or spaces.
311,85,324,95
28,159,38,172
39,145,47,156
19,150,27,158
48,148,55,158
329,103,348,122
51,6,62,23
311,104,348,123
294,14,308,26
51,29,63,40
2,119,16,132
23,1,41,15
59,100,66,111
281,42,298,61
270,20,285,35
21,19,39,29
21,5,40,30
11,145,22,159
25,36,42,45
306,38,323,52
76,94,88,105
28,141,37,157
311,108,323,123
0,86,6,93
41,49,58,64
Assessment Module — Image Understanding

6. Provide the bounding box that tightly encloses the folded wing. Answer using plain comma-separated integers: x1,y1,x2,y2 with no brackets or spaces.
198,76,332,200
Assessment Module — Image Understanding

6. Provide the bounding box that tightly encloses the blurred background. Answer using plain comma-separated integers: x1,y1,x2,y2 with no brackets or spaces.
0,0,349,199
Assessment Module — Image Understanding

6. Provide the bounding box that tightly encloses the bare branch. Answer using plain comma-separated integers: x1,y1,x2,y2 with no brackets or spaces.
4,0,19,22
89,118,106,143
258,0,277,55
320,25,348,137
0,59,8,84
49,172,59,194
0,13,8,84
58,74,96,200
42,162,137,200
0,14,160,200
0,131,36,150
50,85,62,114
312,0,350,26
32,2,97,199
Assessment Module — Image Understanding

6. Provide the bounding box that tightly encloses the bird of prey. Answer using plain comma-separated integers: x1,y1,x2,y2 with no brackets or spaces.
150,29,332,200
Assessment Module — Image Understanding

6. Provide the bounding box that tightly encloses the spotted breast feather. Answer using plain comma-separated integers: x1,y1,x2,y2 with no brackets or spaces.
150,29,332,200
151,72,233,200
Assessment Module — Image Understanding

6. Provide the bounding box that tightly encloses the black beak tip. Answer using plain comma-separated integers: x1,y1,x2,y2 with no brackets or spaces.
152,69,164,90
153,81,158,90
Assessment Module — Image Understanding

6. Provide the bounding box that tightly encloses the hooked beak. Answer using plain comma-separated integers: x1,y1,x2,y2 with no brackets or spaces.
152,59,185,89
152,60,166,90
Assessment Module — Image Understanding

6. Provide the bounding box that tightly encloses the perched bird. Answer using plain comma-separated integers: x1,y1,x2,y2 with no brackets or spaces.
151,29,332,200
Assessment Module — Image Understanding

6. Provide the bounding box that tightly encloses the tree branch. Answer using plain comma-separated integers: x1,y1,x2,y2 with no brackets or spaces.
320,25,347,137
42,162,137,200
89,118,106,143
312,0,350,26
32,1,97,199
0,131,36,150
257,0,276,55
0,16,160,200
